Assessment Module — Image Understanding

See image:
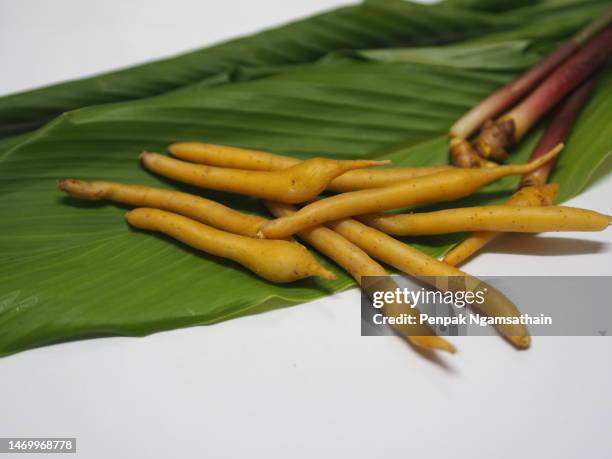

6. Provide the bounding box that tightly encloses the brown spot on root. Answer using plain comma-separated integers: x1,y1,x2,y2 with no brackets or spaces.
449,138,495,168
519,174,545,189
474,119,515,161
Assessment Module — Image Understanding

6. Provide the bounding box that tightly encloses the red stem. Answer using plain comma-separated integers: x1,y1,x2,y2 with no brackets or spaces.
506,25,612,141
449,42,578,139
520,76,598,187
449,8,612,140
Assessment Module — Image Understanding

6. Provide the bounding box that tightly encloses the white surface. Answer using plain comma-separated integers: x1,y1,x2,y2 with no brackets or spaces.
0,1,611,458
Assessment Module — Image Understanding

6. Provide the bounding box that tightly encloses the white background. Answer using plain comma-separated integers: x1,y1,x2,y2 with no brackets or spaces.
1,1,611,458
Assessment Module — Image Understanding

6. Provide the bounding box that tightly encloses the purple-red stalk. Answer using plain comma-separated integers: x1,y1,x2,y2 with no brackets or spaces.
520,76,598,188
449,8,612,141
451,44,576,141
475,25,612,160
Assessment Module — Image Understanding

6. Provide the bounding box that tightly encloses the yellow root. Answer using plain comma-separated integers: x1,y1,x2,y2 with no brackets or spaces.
265,201,387,283
169,142,297,171
266,201,455,353
140,152,388,204
443,232,498,268
259,144,563,240
58,179,266,237
169,142,451,192
126,208,336,283
443,184,559,266
325,218,531,349
359,204,610,236
326,166,453,192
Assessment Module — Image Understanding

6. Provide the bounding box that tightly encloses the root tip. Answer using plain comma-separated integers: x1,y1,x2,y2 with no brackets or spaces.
508,334,531,349
531,143,564,168
57,178,81,193
139,151,152,162
57,179,68,191
317,268,337,280
410,336,457,354
167,143,188,155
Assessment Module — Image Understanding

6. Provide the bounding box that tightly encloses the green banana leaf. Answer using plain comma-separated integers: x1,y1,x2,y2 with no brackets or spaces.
1,0,611,356
0,0,518,138
2,0,609,139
